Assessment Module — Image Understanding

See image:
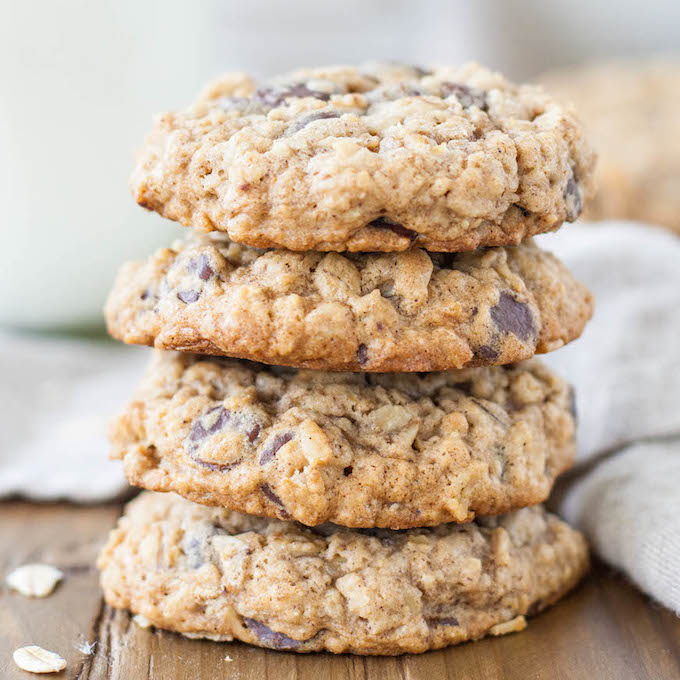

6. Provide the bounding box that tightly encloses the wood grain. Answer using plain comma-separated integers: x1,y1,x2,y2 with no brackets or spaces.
1,501,679,680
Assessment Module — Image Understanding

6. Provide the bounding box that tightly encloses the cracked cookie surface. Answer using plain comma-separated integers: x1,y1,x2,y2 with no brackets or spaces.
131,62,596,252
105,234,592,372
110,352,576,528
98,492,588,655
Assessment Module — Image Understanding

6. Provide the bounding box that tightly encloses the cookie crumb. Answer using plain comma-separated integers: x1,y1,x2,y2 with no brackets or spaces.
13,645,66,674
133,613,152,628
489,615,527,636
6,564,63,598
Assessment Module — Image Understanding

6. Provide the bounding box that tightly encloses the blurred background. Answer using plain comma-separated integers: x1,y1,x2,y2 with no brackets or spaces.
2,0,679,332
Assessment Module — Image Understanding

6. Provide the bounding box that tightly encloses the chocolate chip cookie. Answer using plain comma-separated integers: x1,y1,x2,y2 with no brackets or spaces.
105,234,592,372
98,491,588,655
131,62,596,252
541,58,680,234
111,351,575,528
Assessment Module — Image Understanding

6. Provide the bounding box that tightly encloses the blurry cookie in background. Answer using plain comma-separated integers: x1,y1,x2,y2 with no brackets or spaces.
540,58,680,234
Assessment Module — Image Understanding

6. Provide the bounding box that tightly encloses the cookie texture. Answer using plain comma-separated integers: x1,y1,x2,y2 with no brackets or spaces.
98,492,588,655
541,58,680,234
131,62,596,252
111,352,576,528
105,234,593,372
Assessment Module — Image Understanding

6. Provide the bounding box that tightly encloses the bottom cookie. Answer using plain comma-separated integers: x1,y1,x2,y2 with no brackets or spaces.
98,492,588,655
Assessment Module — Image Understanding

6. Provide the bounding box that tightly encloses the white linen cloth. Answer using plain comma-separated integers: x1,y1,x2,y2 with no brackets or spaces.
538,222,680,614
0,334,146,501
1,221,679,611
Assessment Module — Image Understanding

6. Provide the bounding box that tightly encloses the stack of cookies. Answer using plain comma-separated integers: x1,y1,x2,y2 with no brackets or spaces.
98,63,596,655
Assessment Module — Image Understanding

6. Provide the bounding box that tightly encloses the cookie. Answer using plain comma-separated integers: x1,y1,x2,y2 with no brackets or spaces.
541,58,680,234
111,351,576,528
98,492,588,655
131,62,596,252
105,234,593,372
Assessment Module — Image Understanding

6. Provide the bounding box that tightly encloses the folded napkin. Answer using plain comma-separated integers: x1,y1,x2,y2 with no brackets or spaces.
1,221,678,611
0,333,145,501
538,221,680,614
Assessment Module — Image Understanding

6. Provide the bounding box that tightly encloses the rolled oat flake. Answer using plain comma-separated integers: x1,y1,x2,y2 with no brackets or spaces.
13,645,66,674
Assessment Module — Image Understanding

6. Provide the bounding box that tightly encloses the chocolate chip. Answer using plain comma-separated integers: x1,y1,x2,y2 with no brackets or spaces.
356,343,368,366
490,292,536,343
427,616,459,627
564,173,583,221
288,110,341,134
368,217,418,241
259,431,294,465
247,424,261,443
343,466,353,476
243,618,304,651
188,254,214,281
440,82,488,111
186,407,258,471
474,345,499,361
182,522,222,568
177,290,200,304
255,84,331,108
192,456,240,472
261,483,288,516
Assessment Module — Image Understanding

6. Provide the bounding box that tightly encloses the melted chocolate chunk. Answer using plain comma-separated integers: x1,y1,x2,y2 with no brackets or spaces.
356,343,368,366
189,407,230,444
247,424,262,443
244,618,304,650
255,84,331,108
187,407,256,471
369,217,418,241
191,456,240,473
189,254,214,281
474,345,499,361
490,292,536,343
440,82,488,111
288,110,341,135
182,523,222,568
564,173,583,221
259,431,294,465
261,483,285,508
177,290,200,304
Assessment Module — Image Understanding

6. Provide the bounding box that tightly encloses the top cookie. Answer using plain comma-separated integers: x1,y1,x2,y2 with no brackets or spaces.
541,59,680,234
131,62,596,252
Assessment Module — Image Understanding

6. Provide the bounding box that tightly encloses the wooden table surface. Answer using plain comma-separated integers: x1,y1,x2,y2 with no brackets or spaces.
1,500,678,680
